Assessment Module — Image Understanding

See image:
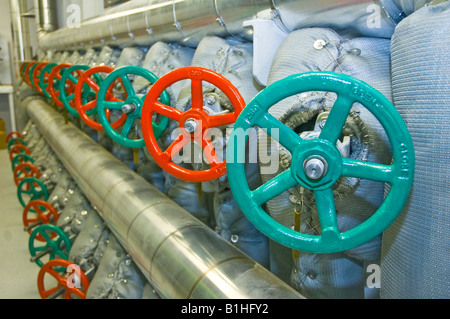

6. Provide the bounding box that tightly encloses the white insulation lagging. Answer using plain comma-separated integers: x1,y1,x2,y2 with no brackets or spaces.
95,46,122,69
46,171,77,211
135,41,195,193
164,36,270,267
261,28,393,298
80,48,99,68
69,209,110,279
86,235,150,299
381,1,450,299
56,192,92,238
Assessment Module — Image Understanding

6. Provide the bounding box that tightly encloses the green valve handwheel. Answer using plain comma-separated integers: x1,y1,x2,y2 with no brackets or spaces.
59,64,98,118
226,72,415,254
96,66,170,149
39,62,58,99
28,63,39,89
11,153,35,172
29,224,72,268
7,137,27,152
17,177,49,209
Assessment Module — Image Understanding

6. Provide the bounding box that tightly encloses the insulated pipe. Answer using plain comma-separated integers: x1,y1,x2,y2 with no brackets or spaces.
37,0,403,51
26,98,304,299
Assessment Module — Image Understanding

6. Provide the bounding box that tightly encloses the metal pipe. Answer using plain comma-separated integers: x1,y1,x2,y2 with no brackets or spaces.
36,0,432,52
10,0,32,62
40,0,397,51
26,98,304,299
34,0,58,39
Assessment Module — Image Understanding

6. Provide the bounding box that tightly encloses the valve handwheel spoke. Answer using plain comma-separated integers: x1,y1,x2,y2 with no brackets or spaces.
14,162,41,186
38,259,89,299
23,200,59,241
96,66,170,148
226,71,415,253
74,66,127,131
141,67,246,182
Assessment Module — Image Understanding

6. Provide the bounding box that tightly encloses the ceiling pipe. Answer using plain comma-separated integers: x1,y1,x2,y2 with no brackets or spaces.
33,0,58,40
37,0,410,52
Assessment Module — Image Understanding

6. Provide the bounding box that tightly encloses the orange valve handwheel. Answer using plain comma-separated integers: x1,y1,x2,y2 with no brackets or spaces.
14,162,41,186
74,65,127,131
6,131,25,143
7,137,27,151
11,154,34,172
141,67,246,182
47,63,72,107
39,63,58,99
23,200,59,240
9,144,31,162
32,62,50,95
20,62,29,81
37,259,89,299
24,61,38,87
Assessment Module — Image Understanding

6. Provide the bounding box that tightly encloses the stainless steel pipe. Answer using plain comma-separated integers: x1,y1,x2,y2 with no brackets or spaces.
37,0,406,51
26,98,304,299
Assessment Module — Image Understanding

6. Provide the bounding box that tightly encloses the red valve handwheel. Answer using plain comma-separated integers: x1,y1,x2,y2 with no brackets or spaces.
37,259,90,299
32,62,50,95
14,162,41,186
141,67,246,182
23,200,59,241
9,144,31,162
47,63,72,107
19,62,28,81
24,61,37,87
6,131,25,143
74,65,127,131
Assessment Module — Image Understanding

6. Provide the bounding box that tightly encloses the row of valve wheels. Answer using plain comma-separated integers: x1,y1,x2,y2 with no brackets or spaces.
7,131,89,299
20,60,243,183
14,60,416,257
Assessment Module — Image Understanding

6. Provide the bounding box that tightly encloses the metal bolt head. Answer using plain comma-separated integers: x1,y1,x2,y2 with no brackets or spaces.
303,157,327,180
206,96,216,105
314,39,327,50
122,103,136,114
184,119,198,133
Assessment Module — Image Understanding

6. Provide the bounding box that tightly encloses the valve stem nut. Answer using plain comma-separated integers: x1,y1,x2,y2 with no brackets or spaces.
303,157,327,180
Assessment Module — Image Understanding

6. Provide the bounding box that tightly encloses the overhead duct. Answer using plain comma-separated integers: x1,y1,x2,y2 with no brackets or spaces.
25,98,304,299
36,0,423,52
